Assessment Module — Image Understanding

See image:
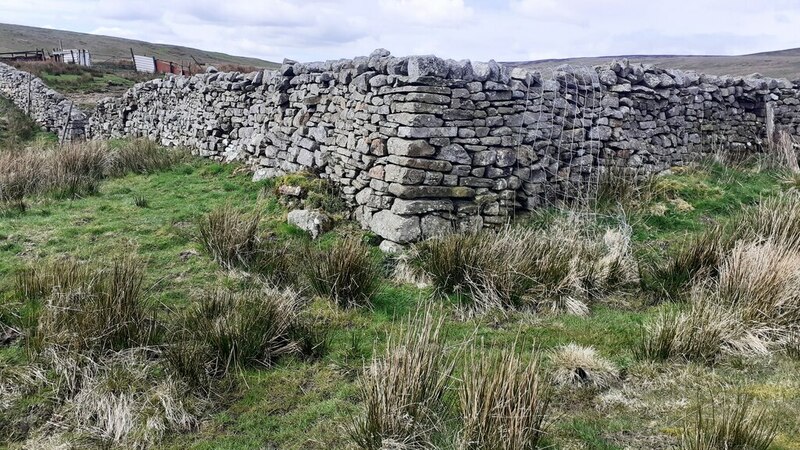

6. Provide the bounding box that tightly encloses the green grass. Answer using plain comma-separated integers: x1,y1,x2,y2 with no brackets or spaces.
1,103,799,449
38,70,136,93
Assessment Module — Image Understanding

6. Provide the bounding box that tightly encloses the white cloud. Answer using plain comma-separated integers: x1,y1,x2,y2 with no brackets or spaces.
0,0,798,66
378,0,474,25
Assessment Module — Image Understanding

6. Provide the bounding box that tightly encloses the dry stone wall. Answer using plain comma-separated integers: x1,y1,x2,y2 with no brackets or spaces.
2,52,799,245
0,62,86,141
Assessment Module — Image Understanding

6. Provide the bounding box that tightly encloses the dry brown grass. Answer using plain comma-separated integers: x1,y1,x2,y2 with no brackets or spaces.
459,342,551,450
681,393,777,450
411,217,638,315
58,349,201,448
350,310,454,450
549,343,619,389
166,287,302,386
302,237,382,308
640,238,800,363
0,140,177,210
198,204,262,270
26,258,156,357
717,241,800,333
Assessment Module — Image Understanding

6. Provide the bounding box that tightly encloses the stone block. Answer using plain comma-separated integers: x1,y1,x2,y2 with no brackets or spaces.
370,210,421,244
387,137,436,157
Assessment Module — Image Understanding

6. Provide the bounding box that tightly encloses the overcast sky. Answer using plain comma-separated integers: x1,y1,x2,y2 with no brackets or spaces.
2,0,799,63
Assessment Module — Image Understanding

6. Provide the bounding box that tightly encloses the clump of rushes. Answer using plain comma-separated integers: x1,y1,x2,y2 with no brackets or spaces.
0,147,45,210
133,195,148,208
49,141,108,199
411,218,638,314
0,139,177,210
350,310,454,450
165,288,302,386
302,237,381,308
459,341,551,450
27,258,156,356
198,204,262,269
14,258,92,300
640,239,800,363
654,194,800,299
681,393,777,450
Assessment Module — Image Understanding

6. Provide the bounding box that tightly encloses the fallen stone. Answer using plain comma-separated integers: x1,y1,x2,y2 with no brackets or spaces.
287,209,332,239
379,240,405,254
278,185,304,197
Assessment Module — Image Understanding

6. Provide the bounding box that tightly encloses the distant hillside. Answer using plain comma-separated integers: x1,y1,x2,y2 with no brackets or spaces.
506,48,800,80
0,23,280,69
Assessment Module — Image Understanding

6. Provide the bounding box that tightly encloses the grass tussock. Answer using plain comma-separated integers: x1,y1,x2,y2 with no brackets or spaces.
0,147,45,210
549,344,619,389
49,141,108,199
166,288,302,385
26,258,156,357
459,342,551,450
58,349,201,449
197,204,293,282
653,193,800,299
717,241,800,332
14,257,92,300
350,311,454,450
302,237,381,308
198,204,262,270
594,166,656,210
681,393,777,450
411,217,638,314
640,239,800,363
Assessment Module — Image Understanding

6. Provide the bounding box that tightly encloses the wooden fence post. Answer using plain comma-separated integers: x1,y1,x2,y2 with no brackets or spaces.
27,72,32,115
60,103,73,147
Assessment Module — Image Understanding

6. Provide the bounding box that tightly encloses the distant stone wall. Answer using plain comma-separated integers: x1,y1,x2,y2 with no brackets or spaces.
0,62,86,141
3,53,799,245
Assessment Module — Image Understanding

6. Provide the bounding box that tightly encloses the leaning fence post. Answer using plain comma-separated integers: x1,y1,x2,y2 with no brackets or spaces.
60,103,73,147
27,72,32,115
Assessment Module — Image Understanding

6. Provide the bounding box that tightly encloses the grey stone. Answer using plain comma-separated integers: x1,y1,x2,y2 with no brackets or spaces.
421,215,453,239
407,55,449,80
397,126,458,138
387,138,436,157
287,209,332,239
391,199,454,214
379,240,405,254
438,144,471,164
370,210,421,244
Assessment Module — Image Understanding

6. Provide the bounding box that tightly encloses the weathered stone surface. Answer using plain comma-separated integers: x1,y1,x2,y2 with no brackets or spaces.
391,199,453,214
387,113,443,127
421,215,453,239
388,184,476,199
384,164,426,184
287,209,332,239
379,239,405,253
407,55,449,80
386,155,452,172
397,126,458,139
370,210,421,243
438,144,471,164
278,185,304,197
387,138,436,157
